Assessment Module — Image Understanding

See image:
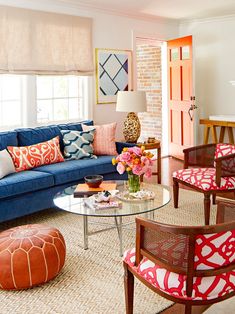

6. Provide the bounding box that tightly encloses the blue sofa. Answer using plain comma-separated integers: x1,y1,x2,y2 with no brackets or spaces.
0,121,130,222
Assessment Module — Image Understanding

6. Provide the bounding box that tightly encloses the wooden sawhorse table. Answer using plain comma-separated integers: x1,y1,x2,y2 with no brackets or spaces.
200,119,235,144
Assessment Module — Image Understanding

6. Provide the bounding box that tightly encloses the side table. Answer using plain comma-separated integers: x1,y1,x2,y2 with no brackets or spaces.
137,141,161,184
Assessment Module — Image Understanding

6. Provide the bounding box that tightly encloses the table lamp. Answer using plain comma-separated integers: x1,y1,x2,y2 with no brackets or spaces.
116,91,147,143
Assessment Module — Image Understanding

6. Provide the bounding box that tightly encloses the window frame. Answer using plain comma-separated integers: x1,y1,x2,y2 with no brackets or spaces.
0,74,90,131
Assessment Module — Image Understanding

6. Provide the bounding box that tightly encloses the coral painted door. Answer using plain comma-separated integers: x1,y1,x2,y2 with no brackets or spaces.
168,36,195,159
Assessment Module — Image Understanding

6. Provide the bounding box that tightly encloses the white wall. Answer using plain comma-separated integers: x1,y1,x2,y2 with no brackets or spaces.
91,14,178,139
179,17,235,143
0,0,179,140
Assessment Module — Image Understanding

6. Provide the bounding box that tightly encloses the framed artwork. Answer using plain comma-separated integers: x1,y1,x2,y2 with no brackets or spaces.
95,48,132,104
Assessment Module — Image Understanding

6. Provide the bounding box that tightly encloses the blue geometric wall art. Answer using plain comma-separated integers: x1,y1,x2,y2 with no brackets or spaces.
96,49,132,104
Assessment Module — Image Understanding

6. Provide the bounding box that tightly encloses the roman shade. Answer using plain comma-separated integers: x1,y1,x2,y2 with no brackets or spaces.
0,5,94,75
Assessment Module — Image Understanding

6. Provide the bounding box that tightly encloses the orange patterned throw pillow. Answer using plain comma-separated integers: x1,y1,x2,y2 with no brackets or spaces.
7,136,64,172
82,122,118,155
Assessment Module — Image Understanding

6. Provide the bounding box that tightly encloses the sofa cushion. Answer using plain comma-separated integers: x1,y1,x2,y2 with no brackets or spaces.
82,122,118,155
57,120,93,131
0,171,54,199
8,136,64,172
15,121,93,150
61,129,96,160
0,131,18,150
34,156,116,185
0,149,16,179
15,126,61,146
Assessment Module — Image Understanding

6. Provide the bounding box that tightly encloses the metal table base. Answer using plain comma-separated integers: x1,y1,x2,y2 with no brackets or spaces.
82,210,155,257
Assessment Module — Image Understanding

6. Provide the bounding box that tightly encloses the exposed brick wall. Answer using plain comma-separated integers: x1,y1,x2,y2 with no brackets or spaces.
136,40,162,142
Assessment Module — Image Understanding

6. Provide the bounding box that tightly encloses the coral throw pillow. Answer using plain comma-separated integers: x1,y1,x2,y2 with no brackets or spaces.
7,136,64,172
82,123,118,155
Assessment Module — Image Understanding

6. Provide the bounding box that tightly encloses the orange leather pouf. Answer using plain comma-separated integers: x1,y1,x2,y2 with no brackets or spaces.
0,224,66,290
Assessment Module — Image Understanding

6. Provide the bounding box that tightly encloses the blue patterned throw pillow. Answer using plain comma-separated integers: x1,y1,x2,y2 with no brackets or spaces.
61,129,97,160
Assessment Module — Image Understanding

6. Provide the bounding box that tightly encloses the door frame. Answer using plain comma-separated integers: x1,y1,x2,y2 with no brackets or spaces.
132,31,168,156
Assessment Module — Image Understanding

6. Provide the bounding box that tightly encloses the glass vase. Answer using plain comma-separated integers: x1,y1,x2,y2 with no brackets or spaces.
128,173,140,193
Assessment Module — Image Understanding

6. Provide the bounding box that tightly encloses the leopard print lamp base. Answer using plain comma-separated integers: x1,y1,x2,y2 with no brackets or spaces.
123,112,141,143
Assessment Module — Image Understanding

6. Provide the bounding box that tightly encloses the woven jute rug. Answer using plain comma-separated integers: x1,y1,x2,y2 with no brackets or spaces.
0,188,217,314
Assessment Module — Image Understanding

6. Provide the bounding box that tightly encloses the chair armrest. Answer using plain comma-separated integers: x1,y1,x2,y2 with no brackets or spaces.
183,144,216,168
214,152,235,186
115,141,135,154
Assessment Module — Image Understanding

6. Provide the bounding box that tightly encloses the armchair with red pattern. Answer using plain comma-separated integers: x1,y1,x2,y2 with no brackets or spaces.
173,143,235,225
123,200,235,314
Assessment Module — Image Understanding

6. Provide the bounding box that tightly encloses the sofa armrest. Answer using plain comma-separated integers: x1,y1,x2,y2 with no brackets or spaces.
115,142,136,154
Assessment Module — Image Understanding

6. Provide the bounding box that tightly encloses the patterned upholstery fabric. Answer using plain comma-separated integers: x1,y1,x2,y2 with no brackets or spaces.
195,230,235,270
7,136,64,172
124,248,235,301
214,143,235,174
61,129,96,160
82,123,118,156
0,224,66,290
214,143,235,159
173,168,235,191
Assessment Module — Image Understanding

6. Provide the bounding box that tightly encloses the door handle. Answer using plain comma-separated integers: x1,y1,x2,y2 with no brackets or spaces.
188,104,198,121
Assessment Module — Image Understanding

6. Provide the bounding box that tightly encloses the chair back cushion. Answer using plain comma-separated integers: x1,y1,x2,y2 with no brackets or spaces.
194,230,235,270
214,144,235,175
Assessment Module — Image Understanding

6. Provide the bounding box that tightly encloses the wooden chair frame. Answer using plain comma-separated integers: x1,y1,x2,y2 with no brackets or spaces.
123,200,235,314
173,143,235,225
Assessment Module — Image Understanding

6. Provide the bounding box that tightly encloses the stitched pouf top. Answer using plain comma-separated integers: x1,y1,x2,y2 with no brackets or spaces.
0,224,66,290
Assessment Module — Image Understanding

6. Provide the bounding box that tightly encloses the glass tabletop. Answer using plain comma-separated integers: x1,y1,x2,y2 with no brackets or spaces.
54,181,171,217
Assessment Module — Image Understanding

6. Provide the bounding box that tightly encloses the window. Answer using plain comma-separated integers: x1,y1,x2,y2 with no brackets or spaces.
0,75,23,127
37,76,86,123
0,74,88,130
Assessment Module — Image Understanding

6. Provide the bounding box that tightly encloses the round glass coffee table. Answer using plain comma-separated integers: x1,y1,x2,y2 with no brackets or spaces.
54,181,171,256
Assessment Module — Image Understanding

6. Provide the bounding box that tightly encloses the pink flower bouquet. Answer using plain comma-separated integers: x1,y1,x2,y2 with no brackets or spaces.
112,146,155,179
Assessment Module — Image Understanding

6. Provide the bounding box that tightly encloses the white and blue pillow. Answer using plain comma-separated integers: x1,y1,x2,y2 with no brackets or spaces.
61,129,97,160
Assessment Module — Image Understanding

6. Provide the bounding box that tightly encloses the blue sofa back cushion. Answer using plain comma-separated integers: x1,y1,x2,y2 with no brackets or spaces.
57,120,93,131
15,121,93,148
15,126,61,146
0,131,18,150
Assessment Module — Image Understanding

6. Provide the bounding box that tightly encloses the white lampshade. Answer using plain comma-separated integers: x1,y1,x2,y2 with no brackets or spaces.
116,91,147,113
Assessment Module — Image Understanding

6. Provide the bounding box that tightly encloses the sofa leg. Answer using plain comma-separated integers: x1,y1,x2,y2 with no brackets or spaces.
204,194,211,225
124,263,134,314
173,179,179,208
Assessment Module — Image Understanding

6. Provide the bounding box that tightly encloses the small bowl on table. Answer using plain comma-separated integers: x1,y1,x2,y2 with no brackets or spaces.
84,175,103,188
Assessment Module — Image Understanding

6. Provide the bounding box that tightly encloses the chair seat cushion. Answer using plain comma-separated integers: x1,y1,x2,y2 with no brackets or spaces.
34,156,115,185
173,168,235,191
0,171,54,199
124,249,235,301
